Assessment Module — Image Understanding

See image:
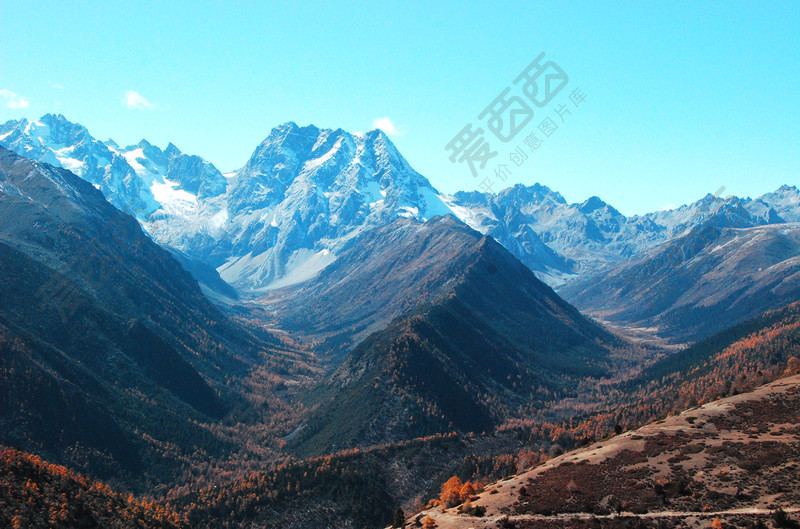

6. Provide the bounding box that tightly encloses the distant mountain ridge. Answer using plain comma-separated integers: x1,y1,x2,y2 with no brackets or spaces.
561,222,800,341
447,184,797,283
0,114,226,216
2,114,798,295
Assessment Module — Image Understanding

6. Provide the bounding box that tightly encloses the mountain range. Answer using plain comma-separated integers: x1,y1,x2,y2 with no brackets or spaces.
2,112,800,529
4,114,798,300
0,138,635,527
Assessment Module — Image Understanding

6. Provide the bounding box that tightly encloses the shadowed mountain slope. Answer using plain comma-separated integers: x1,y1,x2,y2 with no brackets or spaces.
561,222,800,342
0,147,297,487
279,216,621,454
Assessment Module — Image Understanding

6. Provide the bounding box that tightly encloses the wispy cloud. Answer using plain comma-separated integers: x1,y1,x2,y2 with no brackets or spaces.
0,89,30,109
122,90,156,110
372,117,401,136
53,83,64,90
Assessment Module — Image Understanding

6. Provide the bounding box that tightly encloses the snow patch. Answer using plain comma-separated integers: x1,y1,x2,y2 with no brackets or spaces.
311,129,332,151
121,148,147,174
440,194,494,232
301,138,341,174
397,206,419,219
419,187,454,220
57,156,86,174
361,181,384,204
263,248,336,290
150,179,197,215
209,207,229,229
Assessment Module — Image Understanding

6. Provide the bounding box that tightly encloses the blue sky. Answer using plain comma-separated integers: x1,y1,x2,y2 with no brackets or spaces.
1,1,798,215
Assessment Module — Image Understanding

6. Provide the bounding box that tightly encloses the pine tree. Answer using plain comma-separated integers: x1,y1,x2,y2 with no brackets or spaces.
392,507,405,528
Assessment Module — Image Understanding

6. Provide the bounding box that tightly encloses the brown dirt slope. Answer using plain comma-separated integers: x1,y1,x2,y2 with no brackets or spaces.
410,374,800,529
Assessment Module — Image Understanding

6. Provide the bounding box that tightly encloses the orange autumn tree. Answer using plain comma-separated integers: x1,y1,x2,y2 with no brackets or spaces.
785,356,800,375
458,481,475,501
439,476,477,508
440,476,463,507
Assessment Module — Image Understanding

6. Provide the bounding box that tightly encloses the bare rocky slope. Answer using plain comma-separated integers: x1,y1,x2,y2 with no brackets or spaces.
408,374,800,529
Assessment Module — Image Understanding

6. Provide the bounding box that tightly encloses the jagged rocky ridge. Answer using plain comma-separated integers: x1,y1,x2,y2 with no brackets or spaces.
2,115,799,330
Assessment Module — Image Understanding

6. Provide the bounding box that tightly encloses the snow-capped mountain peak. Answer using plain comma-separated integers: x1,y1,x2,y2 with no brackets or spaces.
3,114,799,294
758,184,800,222
211,123,456,289
0,114,227,219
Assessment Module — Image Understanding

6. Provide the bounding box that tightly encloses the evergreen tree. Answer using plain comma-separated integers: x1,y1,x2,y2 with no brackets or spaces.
392,507,405,528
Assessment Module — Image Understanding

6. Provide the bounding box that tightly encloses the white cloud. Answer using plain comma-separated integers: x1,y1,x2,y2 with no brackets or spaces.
122,90,156,110
0,89,30,109
372,117,401,136
53,83,64,90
